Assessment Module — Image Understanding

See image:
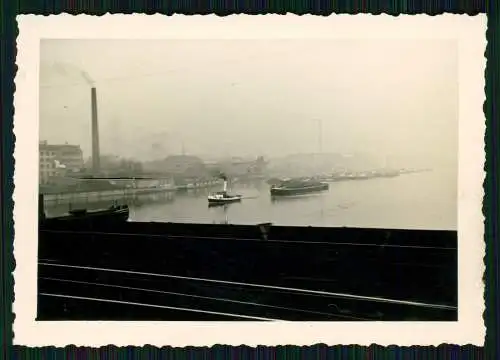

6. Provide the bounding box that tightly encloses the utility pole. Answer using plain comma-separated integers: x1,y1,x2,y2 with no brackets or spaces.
317,119,323,154
311,119,323,154
310,119,323,178
312,119,325,222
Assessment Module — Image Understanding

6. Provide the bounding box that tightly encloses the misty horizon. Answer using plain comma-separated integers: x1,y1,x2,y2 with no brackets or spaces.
39,39,458,169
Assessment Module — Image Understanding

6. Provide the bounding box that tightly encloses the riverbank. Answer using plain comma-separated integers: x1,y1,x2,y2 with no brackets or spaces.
41,179,225,206
41,168,431,207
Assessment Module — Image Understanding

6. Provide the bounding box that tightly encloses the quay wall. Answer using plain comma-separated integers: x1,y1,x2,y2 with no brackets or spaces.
42,179,224,206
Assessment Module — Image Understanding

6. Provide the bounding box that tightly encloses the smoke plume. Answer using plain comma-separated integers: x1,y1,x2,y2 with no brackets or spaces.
50,61,95,86
80,71,95,86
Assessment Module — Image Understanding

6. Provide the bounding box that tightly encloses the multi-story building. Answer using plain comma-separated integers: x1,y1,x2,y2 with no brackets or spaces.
39,141,84,185
39,142,56,185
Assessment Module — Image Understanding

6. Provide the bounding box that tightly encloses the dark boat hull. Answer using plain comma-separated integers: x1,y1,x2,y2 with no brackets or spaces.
207,194,242,206
41,206,130,228
270,183,329,196
208,199,241,207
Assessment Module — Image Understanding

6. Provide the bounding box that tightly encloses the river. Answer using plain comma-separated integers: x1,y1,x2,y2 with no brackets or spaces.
124,168,456,230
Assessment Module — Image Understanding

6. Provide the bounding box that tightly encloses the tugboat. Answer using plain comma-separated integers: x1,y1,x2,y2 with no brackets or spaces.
270,178,329,196
208,174,242,206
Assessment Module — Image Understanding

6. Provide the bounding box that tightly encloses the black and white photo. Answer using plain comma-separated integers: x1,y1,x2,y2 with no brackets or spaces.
13,14,485,347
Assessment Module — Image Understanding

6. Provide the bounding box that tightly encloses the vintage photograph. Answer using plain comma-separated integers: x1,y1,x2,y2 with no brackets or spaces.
37,37,458,322
13,14,486,347
39,39,459,230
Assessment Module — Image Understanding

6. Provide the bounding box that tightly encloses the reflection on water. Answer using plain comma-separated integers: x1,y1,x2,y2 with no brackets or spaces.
45,169,457,230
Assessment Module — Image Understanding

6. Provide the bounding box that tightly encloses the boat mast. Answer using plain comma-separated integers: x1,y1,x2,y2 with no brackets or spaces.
316,119,322,154
313,119,325,223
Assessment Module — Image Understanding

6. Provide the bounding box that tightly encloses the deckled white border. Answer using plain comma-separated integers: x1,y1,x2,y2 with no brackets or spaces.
13,14,486,347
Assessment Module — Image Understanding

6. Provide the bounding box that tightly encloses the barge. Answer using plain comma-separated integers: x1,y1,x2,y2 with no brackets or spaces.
270,179,329,196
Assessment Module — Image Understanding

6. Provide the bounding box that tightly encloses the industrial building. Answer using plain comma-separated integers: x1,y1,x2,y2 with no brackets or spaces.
39,141,84,184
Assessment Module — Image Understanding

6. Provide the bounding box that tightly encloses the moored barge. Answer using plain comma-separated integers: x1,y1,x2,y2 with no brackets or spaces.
270,179,329,196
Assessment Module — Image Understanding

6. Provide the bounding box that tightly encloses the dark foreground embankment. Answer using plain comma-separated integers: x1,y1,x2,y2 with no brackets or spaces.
37,221,457,321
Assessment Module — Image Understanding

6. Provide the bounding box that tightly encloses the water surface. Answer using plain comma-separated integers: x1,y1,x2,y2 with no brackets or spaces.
128,169,457,230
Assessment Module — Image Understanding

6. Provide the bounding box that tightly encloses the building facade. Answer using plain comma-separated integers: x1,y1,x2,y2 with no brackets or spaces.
39,141,84,184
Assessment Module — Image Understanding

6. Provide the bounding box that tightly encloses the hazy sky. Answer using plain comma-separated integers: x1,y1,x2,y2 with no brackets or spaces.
39,39,458,165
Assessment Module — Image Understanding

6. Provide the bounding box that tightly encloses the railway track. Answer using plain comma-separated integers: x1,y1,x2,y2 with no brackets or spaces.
38,260,457,321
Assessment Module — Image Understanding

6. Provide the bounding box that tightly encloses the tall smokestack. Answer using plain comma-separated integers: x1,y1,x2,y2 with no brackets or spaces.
91,87,100,174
